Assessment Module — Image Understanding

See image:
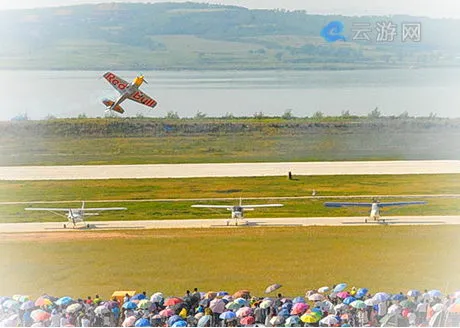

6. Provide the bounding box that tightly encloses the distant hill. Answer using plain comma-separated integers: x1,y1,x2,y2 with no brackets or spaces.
1,2,460,70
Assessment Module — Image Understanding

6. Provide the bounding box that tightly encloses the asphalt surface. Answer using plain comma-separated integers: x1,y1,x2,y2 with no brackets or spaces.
1,160,459,180
1,216,459,233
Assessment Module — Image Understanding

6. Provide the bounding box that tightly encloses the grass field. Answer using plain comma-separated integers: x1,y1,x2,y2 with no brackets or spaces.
1,175,459,223
1,226,459,299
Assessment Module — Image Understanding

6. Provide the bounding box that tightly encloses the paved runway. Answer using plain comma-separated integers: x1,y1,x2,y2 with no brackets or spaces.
1,160,459,180
1,216,459,233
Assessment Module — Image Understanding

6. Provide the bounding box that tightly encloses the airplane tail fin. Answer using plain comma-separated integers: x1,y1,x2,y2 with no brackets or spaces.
102,99,125,114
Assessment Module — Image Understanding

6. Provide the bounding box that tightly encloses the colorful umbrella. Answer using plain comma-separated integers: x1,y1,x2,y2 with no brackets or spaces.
240,316,255,325
291,302,309,315
265,283,282,294
197,315,212,327
134,318,150,327
320,315,339,326
372,292,390,303
55,296,73,306
448,303,460,313
300,312,321,323
336,291,349,299
122,315,137,327
159,308,174,317
137,300,152,310
20,300,36,311
259,299,273,309
318,286,330,293
292,296,305,304
343,296,356,305
164,297,183,306
219,311,236,320
31,309,51,322
66,303,82,313
236,306,253,318
308,293,325,301
355,288,368,299
122,301,137,310
285,315,301,327
225,301,242,310
130,293,146,301
407,290,420,298
34,297,53,307
400,300,416,309
104,300,119,310
3,299,20,311
172,321,187,327
270,315,285,326
428,290,442,298
350,300,366,309
232,290,250,299
150,292,163,303
333,283,347,293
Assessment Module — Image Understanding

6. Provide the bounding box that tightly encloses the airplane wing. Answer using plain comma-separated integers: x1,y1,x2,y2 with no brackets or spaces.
378,201,427,207
25,208,70,211
191,205,233,209
240,204,284,209
83,207,127,211
103,72,130,94
128,90,158,108
324,202,373,208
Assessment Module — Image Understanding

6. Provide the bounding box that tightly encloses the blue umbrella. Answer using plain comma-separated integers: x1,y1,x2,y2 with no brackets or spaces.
278,309,290,318
355,288,368,299
55,297,73,306
282,302,292,312
333,283,347,293
292,297,305,304
343,297,356,305
219,311,236,320
217,291,228,297
391,294,406,301
407,290,420,298
167,315,183,326
135,318,151,327
122,301,137,310
172,320,187,327
428,290,442,298
131,294,146,301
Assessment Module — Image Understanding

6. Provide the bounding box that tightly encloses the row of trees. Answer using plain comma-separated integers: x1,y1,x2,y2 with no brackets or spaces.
11,109,442,122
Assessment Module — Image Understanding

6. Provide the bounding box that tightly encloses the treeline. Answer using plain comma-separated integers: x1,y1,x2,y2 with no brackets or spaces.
2,116,459,138
0,2,459,69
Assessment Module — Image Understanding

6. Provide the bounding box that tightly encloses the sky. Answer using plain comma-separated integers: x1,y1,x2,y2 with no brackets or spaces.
0,0,459,18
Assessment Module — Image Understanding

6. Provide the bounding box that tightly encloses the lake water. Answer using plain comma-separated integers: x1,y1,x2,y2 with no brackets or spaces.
1,68,460,120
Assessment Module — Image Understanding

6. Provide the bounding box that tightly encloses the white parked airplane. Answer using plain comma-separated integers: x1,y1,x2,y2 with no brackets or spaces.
324,199,427,223
191,198,283,226
25,202,127,229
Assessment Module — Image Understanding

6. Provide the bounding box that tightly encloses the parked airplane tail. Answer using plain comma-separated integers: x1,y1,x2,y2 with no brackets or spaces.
102,99,125,114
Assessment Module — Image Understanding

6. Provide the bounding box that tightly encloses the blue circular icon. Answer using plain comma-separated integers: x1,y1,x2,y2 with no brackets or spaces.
321,21,346,42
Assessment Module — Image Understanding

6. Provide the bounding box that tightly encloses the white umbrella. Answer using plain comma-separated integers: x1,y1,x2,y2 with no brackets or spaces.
319,315,338,326
334,303,348,312
318,287,330,293
364,299,376,307
260,299,273,309
122,315,136,327
65,303,82,314
95,305,110,315
150,292,163,303
308,293,325,302
320,300,334,312
388,304,402,315
372,292,390,304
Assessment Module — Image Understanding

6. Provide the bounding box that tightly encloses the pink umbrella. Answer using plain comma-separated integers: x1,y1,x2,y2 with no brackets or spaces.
164,297,183,306
291,302,309,315
240,316,255,325
210,298,226,314
337,292,349,299
30,309,51,322
159,308,174,317
122,315,136,327
236,306,253,318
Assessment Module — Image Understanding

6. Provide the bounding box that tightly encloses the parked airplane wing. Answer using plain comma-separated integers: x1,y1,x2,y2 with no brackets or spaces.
240,204,284,209
82,207,127,211
103,72,130,94
324,202,373,208
378,201,427,207
191,205,233,209
128,90,158,108
25,208,70,211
